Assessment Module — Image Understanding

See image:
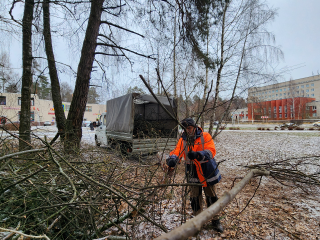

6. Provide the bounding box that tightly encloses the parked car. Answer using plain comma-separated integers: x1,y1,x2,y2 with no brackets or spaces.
82,121,91,127
44,121,51,126
213,121,219,125
313,121,320,127
280,122,296,128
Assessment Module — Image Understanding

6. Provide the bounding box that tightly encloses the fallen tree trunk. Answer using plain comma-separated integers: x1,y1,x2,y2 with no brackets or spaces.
155,169,270,240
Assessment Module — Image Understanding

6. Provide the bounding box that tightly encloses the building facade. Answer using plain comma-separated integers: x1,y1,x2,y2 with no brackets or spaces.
247,75,320,120
231,108,249,121
0,93,106,125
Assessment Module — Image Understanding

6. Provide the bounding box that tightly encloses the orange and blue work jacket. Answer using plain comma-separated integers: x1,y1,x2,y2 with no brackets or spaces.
169,127,221,187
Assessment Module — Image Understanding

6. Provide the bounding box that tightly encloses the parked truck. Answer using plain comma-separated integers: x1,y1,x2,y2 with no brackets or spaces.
95,93,178,154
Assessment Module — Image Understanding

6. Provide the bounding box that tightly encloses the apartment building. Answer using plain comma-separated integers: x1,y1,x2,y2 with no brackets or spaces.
0,93,106,125
246,75,319,120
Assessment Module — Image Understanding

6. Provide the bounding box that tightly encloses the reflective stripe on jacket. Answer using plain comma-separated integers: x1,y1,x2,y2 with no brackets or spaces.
169,128,221,186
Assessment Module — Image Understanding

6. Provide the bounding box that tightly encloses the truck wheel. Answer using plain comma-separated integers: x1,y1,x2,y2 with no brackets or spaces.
119,142,132,155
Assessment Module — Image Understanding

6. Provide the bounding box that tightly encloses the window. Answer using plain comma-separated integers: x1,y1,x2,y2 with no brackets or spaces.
285,113,287,118
291,113,294,118
284,106,287,113
85,106,92,112
18,111,35,121
296,86,299,89
274,114,277,118
288,92,291,96
268,108,271,114
280,93,282,96
313,113,317,117
272,90,274,93
306,89,309,92
311,94,314,97
284,93,286,96
264,108,266,114
269,91,271,93
252,94,255,96
306,106,310,110
276,94,278,97
307,94,309,97
276,90,278,92
279,106,282,113
311,88,314,91
311,83,314,86
313,106,317,110
280,89,282,92
301,85,304,88
283,88,286,91
0,96,6,105
274,106,276,113
279,114,282,118
18,97,34,106
290,105,293,111
306,84,309,87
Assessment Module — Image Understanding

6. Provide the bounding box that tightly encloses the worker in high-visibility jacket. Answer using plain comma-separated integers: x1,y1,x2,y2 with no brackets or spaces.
165,118,223,233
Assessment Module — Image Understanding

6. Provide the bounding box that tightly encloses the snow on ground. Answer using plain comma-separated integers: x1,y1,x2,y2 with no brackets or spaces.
100,130,320,239
1,125,319,239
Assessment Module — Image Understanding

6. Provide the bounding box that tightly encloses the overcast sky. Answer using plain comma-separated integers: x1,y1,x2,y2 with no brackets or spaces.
4,0,320,86
266,0,320,81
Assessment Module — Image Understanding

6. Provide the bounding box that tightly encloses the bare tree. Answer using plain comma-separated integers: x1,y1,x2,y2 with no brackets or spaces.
60,82,73,102
19,0,35,150
43,0,66,138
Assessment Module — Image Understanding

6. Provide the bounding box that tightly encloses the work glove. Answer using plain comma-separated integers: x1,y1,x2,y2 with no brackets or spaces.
187,151,203,160
166,156,178,168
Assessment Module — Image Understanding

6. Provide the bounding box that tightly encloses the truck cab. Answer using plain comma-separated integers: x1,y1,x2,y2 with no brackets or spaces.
95,112,108,147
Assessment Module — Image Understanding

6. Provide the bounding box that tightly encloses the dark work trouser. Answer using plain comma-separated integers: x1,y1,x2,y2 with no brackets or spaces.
189,184,219,220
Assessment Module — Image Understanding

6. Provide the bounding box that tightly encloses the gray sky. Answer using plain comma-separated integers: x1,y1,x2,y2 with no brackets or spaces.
266,0,320,81
4,0,320,86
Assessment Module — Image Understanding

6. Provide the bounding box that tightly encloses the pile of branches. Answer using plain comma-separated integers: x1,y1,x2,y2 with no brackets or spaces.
243,155,320,193
0,133,179,239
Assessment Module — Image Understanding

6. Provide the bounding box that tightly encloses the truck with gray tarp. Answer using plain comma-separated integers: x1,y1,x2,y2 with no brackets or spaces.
95,93,178,154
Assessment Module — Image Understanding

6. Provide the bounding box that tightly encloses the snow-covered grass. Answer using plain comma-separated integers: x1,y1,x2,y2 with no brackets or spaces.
99,130,320,239
1,127,319,239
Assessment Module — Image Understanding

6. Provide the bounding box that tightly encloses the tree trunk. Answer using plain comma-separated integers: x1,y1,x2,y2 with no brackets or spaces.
43,0,66,140
201,32,209,130
208,3,227,136
65,0,104,149
19,0,35,151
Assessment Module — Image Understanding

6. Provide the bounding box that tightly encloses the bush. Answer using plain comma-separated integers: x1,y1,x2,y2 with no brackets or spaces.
309,127,315,130
274,126,279,130
257,127,262,130
280,127,285,130
229,127,240,130
267,128,270,131
288,127,294,130
295,127,304,130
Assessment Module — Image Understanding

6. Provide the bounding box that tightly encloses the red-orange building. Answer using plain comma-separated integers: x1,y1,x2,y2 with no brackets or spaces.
248,97,316,121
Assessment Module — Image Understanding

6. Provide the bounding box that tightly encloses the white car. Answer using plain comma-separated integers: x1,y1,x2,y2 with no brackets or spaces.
44,121,51,126
82,121,91,127
313,121,320,127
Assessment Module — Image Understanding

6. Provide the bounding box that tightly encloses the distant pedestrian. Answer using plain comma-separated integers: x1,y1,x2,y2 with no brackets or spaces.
89,122,94,131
